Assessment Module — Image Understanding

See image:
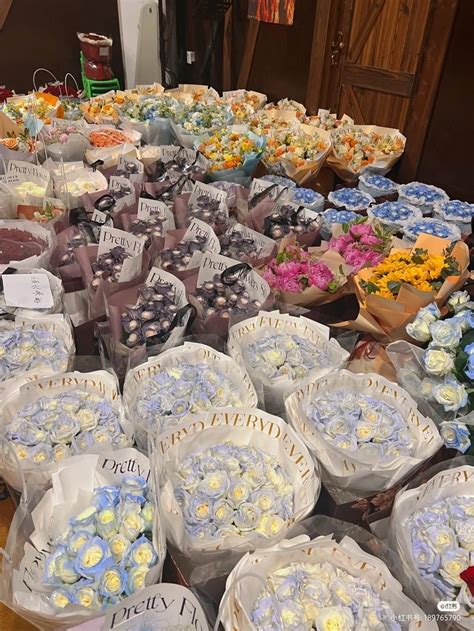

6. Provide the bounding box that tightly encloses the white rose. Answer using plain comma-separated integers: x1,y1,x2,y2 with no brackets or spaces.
423,349,454,376
406,317,431,342
433,380,468,412
448,290,472,313
429,321,462,349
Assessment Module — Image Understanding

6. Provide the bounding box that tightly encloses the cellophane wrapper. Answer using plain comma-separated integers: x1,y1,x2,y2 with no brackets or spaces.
227,310,349,417
123,342,258,450
0,369,133,492
0,448,166,631
150,408,320,566
285,369,443,499
390,461,474,628
219,526,435,631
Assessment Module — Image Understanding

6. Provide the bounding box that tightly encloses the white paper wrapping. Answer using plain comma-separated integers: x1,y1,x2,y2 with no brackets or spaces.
0,448,166,631
0,314,75,395
390,464,474,629
285,370,443,496
219,534,435,631
228,311,349,417
0,370,133,492
151,408,320,562
123,342,258,450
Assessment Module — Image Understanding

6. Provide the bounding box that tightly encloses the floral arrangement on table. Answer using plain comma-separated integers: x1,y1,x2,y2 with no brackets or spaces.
359,247,461,300
197,129,263,173
403,494,474,614
263,127,328,169
263,245,341,295
42,475,157,611
367,200,422,230
406,291,474,451
330,126,405,174
305,109,351,130
290,186,325,211
120,96,181,122
3,95,58,125
42,123,85,145
173,102,232,135
358,171,398,197
435,200,474,233
327,187,375,211
174,442,295,542
403,217,461,242
5,390,130,465
398,181,449,214
328,219,392,272
0,130,38,153
81,96,120,124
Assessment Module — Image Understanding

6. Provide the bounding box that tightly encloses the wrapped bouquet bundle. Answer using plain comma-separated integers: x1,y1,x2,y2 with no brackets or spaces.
141,145,207,192
114,155,145,188
170,101,233,149
0,181,15,219
305,107,354,130
390,463,474,626
75,225,148,319
261,239,351,308
358,171,399,199
0,314,75,393
0,266,63,319
101,583,209,631
0,370,132,491
262,123,331,185
99,267,193,378
196,126,265,185
158,219,220,280
435,200,474,236
52,165,108,209
0,448,165,631
0,111,42,168
354,234,470,339
123,342,257,450
219,223,277,267
398,182,449,215
327,186,375,212
219,532,434,631
222,88,267,111
228,311,349,416
328,124,406,181
121,196,175,253
119,94,181,145
367,200,423,232
185,252,273,338
152,408,320,566
173,181,230,234
107,175,137,214
403,217,462,243
85,127,140,172
81,95,120,125
4,159,52,208
285,369,442,498
321,208,358,240
41,121,90,162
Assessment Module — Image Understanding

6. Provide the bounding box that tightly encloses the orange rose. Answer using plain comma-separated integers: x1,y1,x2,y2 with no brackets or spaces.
0,137,19,150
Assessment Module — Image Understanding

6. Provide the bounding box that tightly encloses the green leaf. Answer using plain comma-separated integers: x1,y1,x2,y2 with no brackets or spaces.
366,281,379,294
341,223,349,233
460,330,474,351
454,350,469,376
387,280,402,294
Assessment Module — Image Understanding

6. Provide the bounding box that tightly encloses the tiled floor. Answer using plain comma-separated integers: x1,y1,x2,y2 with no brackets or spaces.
0,496,35,630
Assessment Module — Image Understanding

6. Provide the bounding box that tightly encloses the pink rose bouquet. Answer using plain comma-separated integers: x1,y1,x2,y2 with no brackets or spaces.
329,220,392,272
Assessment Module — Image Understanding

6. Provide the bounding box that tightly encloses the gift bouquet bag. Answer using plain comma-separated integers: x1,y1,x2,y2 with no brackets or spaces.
123,342,258,450
170,102,233,149
218,527,435,631
353,234,470,339
262,123,331,186
0,218,55,268
5,159,52,209
185,253,273,339
0,314,75,394
174,180,230,234
51,164,108,210
158,219,221,281
327,124,406,181
219,222,277,267
119,94,181,146
0,265,64,319
75,225,149,319
115,154,145,187
228,311,349,416
390,461,474,627
99,266,193,380
0,369,133,492
151,408,320,570
121,196,175,253
0,448,166,631
286,369,443,500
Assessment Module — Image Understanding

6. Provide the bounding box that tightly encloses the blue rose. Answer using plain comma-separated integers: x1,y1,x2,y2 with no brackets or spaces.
412,540,440,572
440,421,471,453
74,536,113,579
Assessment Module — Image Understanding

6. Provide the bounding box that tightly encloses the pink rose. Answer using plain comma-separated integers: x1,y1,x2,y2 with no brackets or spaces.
360,233,383,246
329,234,353,255
307,262,334,291
349,223,373,239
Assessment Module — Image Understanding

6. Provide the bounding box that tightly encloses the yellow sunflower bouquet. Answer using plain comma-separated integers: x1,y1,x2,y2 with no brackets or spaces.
354,234,469,337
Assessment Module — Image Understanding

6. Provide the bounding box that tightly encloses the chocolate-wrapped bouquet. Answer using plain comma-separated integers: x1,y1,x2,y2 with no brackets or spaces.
285,370,442,500
151,408,320,565
185,252,273,338
123,342,258,450
228,311,349,416
220,531,432,631
121,197,175,251
0,370,132,491
173,180,229,231
219,223,277,267
0,448,166,630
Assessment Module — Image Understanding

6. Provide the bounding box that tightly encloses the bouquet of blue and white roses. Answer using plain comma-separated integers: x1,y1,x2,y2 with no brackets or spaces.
123,342,258,451
388,291,474,452
228,310,349,417
0,370,133,492
390,463,474,627
0,314,75,393
151,408,320,564
0,448,166,631
119,95,181,145
286,369,442,498
219,532,433,631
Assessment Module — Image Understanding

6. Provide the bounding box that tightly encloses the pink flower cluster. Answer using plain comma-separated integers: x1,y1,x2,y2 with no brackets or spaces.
263,246,337,294
329,222,385,271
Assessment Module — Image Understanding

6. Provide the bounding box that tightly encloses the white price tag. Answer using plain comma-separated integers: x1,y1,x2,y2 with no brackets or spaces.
3,274,54,309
